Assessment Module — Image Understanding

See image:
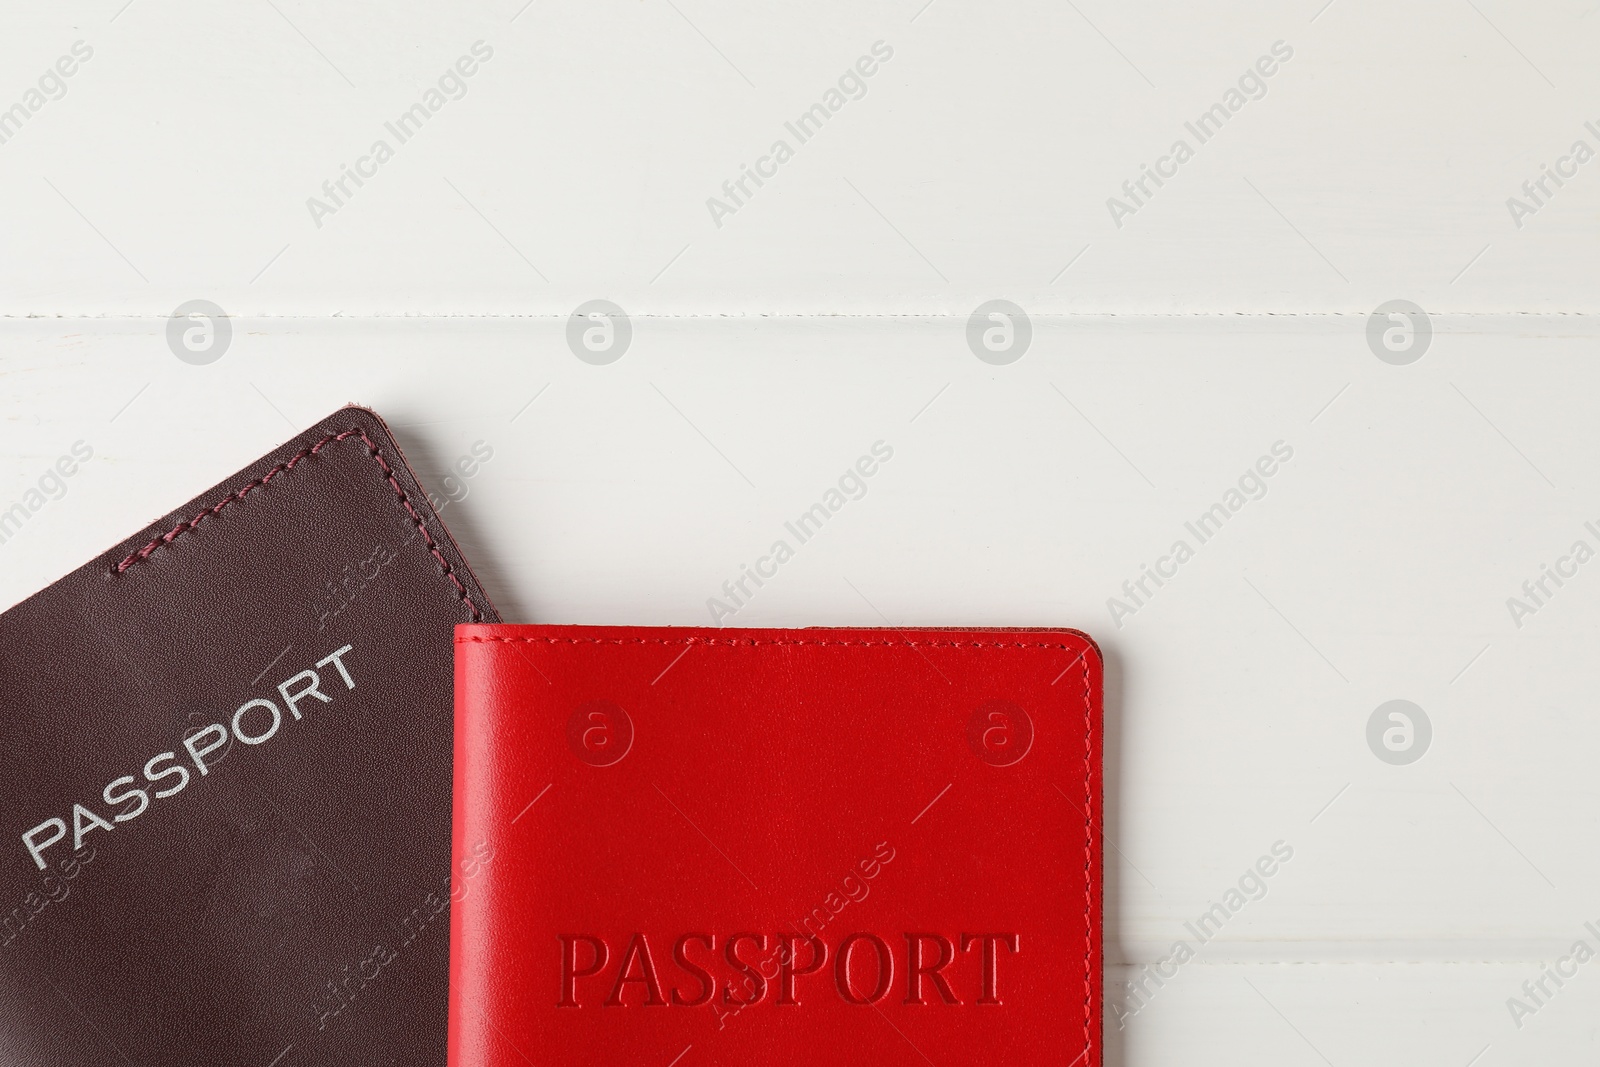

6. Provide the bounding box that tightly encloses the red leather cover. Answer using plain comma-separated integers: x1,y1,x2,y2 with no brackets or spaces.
450,625,1102,1067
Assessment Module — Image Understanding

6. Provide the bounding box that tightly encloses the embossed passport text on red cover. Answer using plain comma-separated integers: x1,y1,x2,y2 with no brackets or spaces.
0,406,497,1067
451,625,1102,1067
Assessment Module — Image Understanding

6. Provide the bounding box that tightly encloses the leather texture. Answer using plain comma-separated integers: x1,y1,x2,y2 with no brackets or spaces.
451,624,1102,1067
0,406,498,1067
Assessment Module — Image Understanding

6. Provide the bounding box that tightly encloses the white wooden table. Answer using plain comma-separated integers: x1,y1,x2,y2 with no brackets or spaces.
3,2,1598,1062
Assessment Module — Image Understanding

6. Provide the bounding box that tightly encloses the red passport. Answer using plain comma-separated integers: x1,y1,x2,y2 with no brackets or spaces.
450,625,1103,1067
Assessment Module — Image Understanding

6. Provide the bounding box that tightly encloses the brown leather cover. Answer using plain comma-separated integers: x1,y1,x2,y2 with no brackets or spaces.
0,406,497,1067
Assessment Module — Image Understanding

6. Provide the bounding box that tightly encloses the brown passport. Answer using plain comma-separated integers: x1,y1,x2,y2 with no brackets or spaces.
0,406,498,1066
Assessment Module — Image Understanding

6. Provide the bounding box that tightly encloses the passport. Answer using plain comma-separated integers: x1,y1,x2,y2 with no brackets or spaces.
450,624,1103,1067
0,406,498,1066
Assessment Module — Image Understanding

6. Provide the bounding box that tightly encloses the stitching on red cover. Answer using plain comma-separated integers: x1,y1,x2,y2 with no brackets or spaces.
1080,650,1093,1059
457,635,1087,651
112,427,482,621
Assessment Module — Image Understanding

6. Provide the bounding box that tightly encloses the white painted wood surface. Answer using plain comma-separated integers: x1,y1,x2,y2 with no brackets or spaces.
4,1,1599,1062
